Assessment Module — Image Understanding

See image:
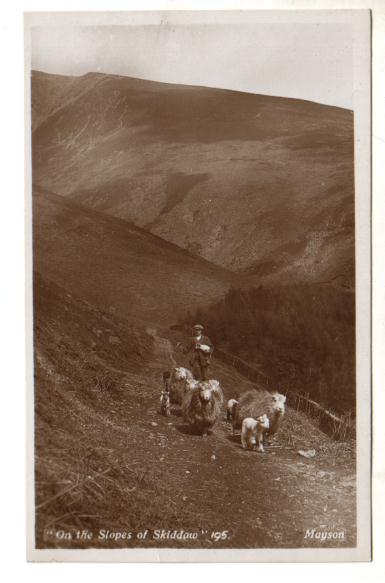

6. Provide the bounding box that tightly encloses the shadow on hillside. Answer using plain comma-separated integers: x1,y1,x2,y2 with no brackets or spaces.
226,433,241,445
175,423,211,436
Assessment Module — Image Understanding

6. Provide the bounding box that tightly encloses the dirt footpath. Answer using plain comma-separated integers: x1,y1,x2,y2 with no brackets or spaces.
35,327,356,549
125,328,356,548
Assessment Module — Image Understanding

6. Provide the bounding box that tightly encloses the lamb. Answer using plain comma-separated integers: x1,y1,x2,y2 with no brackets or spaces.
232,389,286,439
168,367,195,405
241,415,270,452
159,390,171,417
226,398,238,422
182,379,224,436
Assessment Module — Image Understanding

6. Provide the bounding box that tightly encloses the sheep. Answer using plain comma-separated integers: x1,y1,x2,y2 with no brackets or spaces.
185,378,200,392
241,415,270,452
232,389,286,440
226,398,238,423
168,367,195,405
159,390,171,417
182,379,224,436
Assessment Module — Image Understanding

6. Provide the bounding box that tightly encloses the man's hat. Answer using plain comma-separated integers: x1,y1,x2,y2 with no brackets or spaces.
192,324,204,331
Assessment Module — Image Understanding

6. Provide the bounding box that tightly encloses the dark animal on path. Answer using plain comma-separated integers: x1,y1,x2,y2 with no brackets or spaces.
162,370,171,391
226,398,238,422
159,390,171,417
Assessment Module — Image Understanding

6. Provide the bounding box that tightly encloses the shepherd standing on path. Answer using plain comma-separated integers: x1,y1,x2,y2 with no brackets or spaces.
178,324,214,380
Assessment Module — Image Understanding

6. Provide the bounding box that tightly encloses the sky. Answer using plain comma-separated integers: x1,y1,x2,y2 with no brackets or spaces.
30,13,354,109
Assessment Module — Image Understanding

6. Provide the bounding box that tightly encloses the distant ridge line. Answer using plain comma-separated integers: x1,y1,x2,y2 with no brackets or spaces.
31,69,353,113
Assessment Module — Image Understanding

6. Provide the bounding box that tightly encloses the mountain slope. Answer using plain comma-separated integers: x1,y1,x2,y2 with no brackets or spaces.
32,71,354,287
31,70,106,131
33,189,242,325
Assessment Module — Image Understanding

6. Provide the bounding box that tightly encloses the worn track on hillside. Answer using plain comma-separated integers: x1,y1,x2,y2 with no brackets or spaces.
35,323,356,549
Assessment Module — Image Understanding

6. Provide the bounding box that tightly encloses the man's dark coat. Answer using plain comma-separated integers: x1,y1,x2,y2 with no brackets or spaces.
181,335,214,368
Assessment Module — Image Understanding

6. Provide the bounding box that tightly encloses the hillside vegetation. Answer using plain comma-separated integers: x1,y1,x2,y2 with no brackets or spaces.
33,189,241,324
179,285,355,416
32,71,354,287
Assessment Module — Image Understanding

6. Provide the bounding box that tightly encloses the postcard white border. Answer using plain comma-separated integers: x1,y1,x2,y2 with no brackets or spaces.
0,0,385,583
23,7,371,564
2,0,385,579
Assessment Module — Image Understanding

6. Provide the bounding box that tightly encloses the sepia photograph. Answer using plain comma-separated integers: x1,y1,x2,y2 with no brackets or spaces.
25,9,371,562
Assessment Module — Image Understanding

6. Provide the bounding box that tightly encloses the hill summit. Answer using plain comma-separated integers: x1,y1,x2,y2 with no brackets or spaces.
32,71,354,288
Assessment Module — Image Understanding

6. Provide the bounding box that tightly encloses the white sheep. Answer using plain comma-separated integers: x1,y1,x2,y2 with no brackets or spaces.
168,366,195,405
241,415,270,452
185,378,200,391
226,398,238,422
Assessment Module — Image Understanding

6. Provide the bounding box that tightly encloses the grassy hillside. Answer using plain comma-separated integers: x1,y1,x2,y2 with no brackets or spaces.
31,71,106,131
34,275,355,549
33,189,242,325
32,71,354,287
